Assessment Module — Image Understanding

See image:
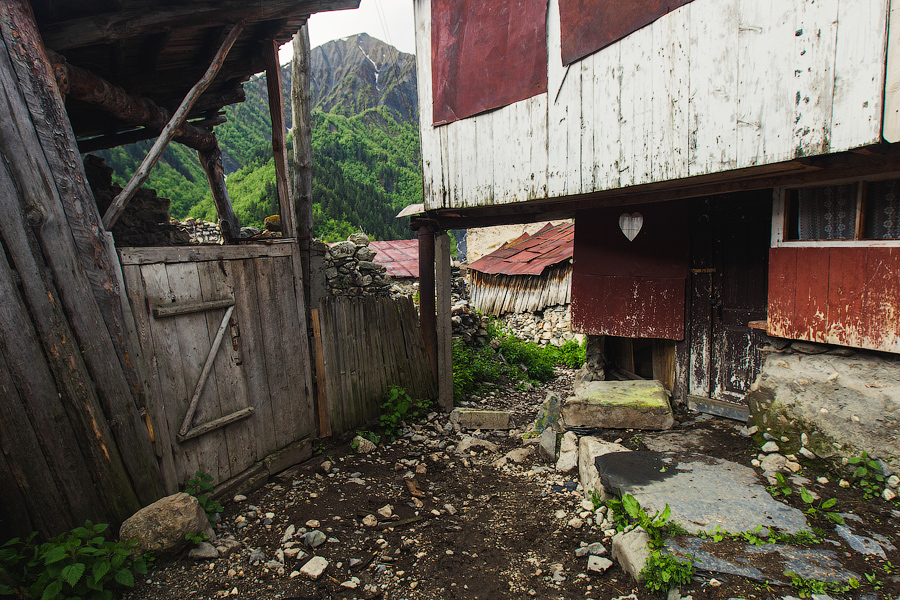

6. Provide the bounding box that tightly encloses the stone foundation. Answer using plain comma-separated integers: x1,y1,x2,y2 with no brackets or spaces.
501,304,581,347
321,233,392,297
747,340,900,468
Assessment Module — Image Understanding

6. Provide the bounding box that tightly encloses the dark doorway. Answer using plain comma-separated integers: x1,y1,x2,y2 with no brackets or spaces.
688,191,771,404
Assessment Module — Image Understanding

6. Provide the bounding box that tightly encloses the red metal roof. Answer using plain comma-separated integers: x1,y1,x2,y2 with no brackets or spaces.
369,240,420,278
468,223,574,276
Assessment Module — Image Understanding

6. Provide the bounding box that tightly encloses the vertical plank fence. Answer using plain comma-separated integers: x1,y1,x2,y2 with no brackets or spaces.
316,296,437,435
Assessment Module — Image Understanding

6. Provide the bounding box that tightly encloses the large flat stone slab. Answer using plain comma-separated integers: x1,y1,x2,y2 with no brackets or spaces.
564,380,674,430
596,451,809,534
449,409,511,430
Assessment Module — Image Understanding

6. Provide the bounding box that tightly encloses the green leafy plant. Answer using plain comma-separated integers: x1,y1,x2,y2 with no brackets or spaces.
846,451,887,499
380,386,431,441
767,472,793,498
351,430,381,451
621,494,672,547
784,571,856,598
739,525,770,546
184,471,222,524
0,522,148,600
865,572,883,590
184,531,207,546
799,487,844,524
642,550,695,593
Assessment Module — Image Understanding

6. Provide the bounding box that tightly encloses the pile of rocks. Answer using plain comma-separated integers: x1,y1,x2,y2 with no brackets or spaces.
501,304,581,347
322,233,392,297
180,218,223,244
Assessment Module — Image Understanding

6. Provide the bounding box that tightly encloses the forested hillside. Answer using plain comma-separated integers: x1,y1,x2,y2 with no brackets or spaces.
93,34,420,242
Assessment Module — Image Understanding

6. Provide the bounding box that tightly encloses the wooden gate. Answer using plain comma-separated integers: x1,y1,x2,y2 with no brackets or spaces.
120,241,314,493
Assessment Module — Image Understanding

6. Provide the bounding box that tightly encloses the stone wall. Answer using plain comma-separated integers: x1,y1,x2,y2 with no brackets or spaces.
180,218,222,244
322,233,392,297
747,339,900,469
501,305,581,347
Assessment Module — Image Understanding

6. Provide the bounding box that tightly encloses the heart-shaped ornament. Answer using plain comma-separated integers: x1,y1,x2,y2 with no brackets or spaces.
618,212,643,242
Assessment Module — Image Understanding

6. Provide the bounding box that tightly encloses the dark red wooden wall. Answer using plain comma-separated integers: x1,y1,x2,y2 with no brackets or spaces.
768,247,900,353
572,202,688,339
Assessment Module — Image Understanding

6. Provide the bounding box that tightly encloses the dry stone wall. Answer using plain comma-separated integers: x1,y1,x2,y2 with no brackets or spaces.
322,233,392,297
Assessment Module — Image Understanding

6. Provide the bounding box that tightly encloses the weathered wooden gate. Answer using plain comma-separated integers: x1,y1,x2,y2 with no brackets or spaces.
120,241,314,493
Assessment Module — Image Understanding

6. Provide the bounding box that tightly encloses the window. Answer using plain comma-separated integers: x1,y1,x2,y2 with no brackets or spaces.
783,179,900,241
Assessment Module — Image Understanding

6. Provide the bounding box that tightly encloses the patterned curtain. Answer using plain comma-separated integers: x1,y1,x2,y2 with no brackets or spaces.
797,184,857,240
865,181,900,240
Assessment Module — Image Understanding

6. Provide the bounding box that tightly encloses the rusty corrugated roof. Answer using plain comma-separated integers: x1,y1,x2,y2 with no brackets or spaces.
369,240,419,278
468,223,574,276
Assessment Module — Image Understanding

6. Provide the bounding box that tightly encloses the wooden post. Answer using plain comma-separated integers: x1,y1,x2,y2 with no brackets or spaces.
264,39,295,238
199,143,242,242
310,308,332,437
417,223,438,380
435,232,453,411
292,24,313,308
102,20,244,231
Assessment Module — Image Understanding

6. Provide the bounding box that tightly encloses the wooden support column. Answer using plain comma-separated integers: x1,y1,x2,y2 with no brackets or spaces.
102,20,244,233
417,222,438,380
199,142,242,242
264,39,294,237
435,232,453,411
292,24,313,308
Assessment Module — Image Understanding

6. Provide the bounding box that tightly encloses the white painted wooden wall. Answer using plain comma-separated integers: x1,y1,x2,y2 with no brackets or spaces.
414,0,891,211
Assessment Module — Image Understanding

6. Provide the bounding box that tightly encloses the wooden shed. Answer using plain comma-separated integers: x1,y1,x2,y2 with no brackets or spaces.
410,0,900,409
467,222,573,315
0,0,360,540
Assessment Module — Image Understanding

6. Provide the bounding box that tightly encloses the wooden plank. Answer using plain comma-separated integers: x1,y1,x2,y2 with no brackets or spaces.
862,247,900,352
766,247,798,340
154,298,234,318
473,112,494,207
291,25,313,306
123,265,178,493
311,308,331,437
178,306,233,437
435,233,453,411
231,259,274,459
527,94,549,201
792,0,839,157
631,27,654,186
178,407,255,443
688,0,738,176
166,261,228,482
118,240,295,265
826,247,868,348
792,247,830,343
736,0,795,168
413,0,439,208
321,298,345,433
885,0,900,142
580,53,595,194
547,0,569,198
592,42,622,191
652,4,690,181
286,247,316,441
195,260,254,478
0,439,36,539
830,0,888,152
265,39,294,238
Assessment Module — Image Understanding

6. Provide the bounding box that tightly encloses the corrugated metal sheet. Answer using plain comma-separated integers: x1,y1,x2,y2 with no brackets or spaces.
370,240,420,278
431,0,548,125
558,0,693,66
468,223,574,276
469,264,572,315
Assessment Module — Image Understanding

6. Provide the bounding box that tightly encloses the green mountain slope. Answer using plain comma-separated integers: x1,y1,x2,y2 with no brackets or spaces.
92,34,420,242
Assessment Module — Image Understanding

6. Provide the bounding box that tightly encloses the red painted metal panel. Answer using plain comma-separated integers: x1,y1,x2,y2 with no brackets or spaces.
369,240,419,278
571,274,685,339
468,223,574,276
826,247,867,348
559,0,693,66
862,248,900,353
793,248,830,343
766,247,797,339
431,0,548,125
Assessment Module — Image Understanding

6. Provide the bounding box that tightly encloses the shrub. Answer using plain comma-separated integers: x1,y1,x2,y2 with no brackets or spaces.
380,386,432,440
0,522,148,600
184,471,222,524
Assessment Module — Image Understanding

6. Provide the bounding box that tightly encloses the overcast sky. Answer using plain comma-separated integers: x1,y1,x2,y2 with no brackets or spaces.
278,0,416,64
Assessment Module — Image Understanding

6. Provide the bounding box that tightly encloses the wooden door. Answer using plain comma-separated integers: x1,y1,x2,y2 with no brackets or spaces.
120,242,315,492
689,191,771,404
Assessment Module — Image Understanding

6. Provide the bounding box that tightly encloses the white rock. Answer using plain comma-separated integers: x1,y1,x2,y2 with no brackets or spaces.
581,499,595,511
353,436,376,453
611,527,650,583
761,441,780,453
751,459,761,467
305,519,320,528
567,517,584,529
799,447,816,460
587,555,613,573
289,571,300,579
282,525,295,544
377,505,393,519
785,461,801,473
362,514,378,527
578,437,630,500
233,494,247,502
884,488,897,501
556,431,579,473
839,479,851,488
888,475,900,489
817,477,829,485
299,556,328,580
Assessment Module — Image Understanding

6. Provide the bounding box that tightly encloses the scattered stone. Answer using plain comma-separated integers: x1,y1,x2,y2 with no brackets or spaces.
450,408,512,430
799,447,817,460
188,542,219,560
119,492,214,557
444,504,457,516
760,453,787,475
377,505,393,519
785,460,802,473
282,524,295,543
320,461,332,473
565,380,674,430
761,441,780,453
612,527,651,583
353,436,376,454
249,548,265,563
302,530,326,548
888,475,900,489
533,392,563,433
456,436,499,454
232,494,247,502
299,556,328,580
556,431,579,473
587,555,613,573
883,488,897,502
504,446,535,464
539,428,557,463
567,517,584,529
578,437,630,500
305,519,319,529
363,515,378,527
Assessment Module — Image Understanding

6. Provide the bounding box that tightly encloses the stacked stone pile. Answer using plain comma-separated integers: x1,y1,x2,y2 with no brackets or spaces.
180,218,222,244
323,233,392,297
501,304,580,347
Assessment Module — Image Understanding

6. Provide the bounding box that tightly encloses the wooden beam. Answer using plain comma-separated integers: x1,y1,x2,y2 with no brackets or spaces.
417,224,438,380
199,142,242,242
49,50,219,152
39,0,361,51
310,308,331,437
435,232,453,412
292,25,313,301
102,20,244,231
264,38,294,237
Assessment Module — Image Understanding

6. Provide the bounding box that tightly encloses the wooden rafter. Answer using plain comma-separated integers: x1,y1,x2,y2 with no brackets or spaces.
102,20,244,232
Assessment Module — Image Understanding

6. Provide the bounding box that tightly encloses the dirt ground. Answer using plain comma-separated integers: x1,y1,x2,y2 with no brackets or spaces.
124,370,900,600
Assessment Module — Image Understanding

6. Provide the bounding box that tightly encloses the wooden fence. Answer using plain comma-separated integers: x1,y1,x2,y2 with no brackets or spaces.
315,295,436,435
